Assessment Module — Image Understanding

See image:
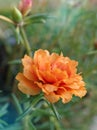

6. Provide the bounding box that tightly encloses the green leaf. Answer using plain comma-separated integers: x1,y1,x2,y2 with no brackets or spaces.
1,103,9,111
86,50,97,55
50,103,61,121
45,100,61,121
0,103,9,117
0,15,14,24
0,123,23,130
8,59,21,65
36,122,50,130
0,119,8,127
30,108,54,118
28,120,36,130
16,93,43,122
0,124,4,129
24,14,56,25
11,93,23,115
16,106,35,122
0,110,8,117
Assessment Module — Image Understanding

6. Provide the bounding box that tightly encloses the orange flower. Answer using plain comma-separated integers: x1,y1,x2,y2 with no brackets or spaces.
16,49,87,103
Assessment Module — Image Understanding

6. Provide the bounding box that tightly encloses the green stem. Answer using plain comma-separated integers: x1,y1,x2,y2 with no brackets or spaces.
13,93,43,130
50,104,61,130
50,103,60,121
45,101,61,130
20,27,32,56
50,116,61,130
11,93,23,114
16,93,43,122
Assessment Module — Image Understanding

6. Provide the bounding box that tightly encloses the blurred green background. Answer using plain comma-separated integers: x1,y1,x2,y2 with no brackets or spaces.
0,0,97,130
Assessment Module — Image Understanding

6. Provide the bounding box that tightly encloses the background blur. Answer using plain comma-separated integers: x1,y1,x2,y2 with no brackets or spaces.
0,0,97,130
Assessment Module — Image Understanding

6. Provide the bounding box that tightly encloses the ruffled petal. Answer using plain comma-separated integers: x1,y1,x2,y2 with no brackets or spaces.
22,55,33,68
71,87,87,98
52,68,68,80
66,82,80,89
39,71,57,83
23,65,39,81
61,92,72,103
16,73,41,95
49,53,59,65
55,87,72,103
36,82,57,94
45,92,60,103
34,49,50,71
23,68,35,81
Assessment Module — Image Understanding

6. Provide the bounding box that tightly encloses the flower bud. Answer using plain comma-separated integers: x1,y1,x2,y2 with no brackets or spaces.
18,0,32,16
12,7,22,23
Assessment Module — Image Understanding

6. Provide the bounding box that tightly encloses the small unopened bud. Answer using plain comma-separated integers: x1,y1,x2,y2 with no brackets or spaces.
12,7,22,23
18,0,32,16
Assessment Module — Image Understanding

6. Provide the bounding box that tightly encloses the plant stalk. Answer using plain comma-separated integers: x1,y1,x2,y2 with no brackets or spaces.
20,27,32,56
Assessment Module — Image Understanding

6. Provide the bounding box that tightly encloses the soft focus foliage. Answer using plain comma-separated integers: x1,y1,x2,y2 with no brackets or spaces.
0,0,97,130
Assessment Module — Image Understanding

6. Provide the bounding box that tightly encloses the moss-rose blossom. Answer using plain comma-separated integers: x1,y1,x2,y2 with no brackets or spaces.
16,49,87,103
